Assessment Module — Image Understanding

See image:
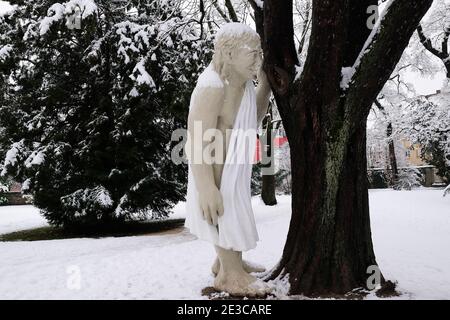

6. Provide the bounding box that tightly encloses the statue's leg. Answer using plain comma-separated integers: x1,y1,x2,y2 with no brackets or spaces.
213,245,270,297
238,252,266,273
211,253,266,276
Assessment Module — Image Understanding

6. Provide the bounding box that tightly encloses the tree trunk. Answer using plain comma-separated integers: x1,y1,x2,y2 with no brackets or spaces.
263,0,433,296
374,100,399,185
271,120,377,295
250,1,278,205
387,123,399,186
261,173,277,205
261,105,277,205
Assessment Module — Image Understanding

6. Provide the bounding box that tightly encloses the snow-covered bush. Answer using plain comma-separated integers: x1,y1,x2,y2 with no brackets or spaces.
0,0,212,227
394,167,423,190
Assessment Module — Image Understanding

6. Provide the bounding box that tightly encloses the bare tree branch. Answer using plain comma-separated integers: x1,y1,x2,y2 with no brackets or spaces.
224,0,239,22
346,0,434,122
417,24,447,60
211,0,230,23
198,0,206,39
442,27,450,58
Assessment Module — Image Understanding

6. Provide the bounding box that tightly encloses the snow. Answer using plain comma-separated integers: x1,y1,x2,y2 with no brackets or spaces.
64,0,97,18
39,4,65,36
38,0,98,35
60,186,113,218
195,64,224,89
444,185,450,197
369,189,450,299
294,64,304,82
0,44,13,61
340,67,354,90
25,150,45,168
0,205,48,235
114,194,129,217
0,1,14,16
215,22,259,42
254,0,264,9
130,59,156,88
22,179,31,191
0,189,449,299
0,196,289,299
116,21,145,64
1,140,24,176
129,87,139,97
95,187,113,208
340,0,395,90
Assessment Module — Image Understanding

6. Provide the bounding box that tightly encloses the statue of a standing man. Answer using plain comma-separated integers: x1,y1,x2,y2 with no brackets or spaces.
185,23,272,297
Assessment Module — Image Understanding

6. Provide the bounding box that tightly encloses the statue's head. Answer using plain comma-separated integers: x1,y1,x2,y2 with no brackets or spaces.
212,23,263,83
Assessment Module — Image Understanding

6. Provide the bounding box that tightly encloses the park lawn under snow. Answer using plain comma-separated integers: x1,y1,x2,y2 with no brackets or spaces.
0,205,48,235
0,189,449,300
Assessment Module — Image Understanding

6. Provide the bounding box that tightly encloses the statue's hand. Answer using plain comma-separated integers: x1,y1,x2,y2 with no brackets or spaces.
198,185,224,226
257,63,269,87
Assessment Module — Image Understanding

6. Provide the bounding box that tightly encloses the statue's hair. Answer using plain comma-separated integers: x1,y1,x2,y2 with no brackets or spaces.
211,23,260,82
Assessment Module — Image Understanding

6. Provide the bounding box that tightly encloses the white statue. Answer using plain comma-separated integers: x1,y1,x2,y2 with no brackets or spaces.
184,23,272,297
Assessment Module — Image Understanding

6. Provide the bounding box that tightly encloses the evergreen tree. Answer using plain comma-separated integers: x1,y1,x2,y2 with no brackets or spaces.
0,0,212,227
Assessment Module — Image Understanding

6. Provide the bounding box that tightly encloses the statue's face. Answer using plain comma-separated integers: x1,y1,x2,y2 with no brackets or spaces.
228,39,263,81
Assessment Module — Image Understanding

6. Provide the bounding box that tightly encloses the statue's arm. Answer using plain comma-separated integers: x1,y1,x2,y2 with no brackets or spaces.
256,67,272,125
187,87,225,225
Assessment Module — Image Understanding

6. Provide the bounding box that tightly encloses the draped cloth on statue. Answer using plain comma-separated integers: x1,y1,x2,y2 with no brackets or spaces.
184,72,259,252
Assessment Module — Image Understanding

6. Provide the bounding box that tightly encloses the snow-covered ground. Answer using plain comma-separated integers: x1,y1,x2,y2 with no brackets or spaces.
369,189,450,299
0,205,48,235
0,189,449,299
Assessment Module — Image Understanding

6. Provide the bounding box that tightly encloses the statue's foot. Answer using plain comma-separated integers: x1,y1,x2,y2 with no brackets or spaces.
213,269,271,298
211,258,266,276
211,258,220,275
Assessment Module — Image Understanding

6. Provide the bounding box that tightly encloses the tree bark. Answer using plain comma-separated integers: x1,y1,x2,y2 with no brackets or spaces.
261,104,277,205
250,0,278,205
264,0,433,296
386,123,399,186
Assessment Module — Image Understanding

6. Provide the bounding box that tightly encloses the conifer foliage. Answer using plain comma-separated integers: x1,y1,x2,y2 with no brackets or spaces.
0,0,211,227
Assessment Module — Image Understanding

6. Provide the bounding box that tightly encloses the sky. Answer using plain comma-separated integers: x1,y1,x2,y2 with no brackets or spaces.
0,0,445,94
